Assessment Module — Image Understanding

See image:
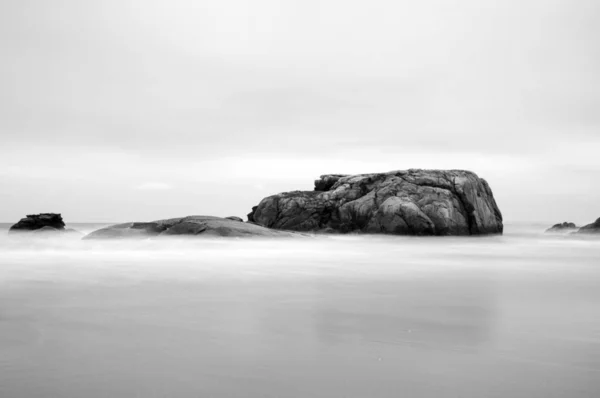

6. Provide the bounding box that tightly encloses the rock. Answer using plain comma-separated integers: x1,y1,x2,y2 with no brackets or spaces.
82,222,169,239
28,226,83,239
225,216,244,222
247,206,258,222
248,169,503,236
83,215,303,240
64,228,84,236
8,213,81,239
545,222,578,233
31,226,61,234
576,217,600,234
314,174,346,192
8,213,66,233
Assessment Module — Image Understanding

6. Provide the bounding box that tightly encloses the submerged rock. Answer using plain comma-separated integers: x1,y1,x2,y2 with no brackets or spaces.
83,215,303,240
576,217,600,234
546,222,578,233
84,222,166,239
9,213,66,233
64,228,84,236
248,169,503,236
32,226,61,234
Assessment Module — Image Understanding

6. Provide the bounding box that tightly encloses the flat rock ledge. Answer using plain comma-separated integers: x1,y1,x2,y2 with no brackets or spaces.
248,169,503,236
83,216,304,240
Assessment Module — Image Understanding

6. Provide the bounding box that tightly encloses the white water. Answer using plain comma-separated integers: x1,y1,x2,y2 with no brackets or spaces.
1,224,599,397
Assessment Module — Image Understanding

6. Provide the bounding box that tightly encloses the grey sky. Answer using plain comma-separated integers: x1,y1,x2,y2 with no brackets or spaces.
1,0,598,223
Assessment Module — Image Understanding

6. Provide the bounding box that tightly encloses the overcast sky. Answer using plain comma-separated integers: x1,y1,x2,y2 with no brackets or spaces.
1,0,598,223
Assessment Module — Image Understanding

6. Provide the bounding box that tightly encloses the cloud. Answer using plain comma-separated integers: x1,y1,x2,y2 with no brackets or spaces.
135,182,173,191
1,0,598,223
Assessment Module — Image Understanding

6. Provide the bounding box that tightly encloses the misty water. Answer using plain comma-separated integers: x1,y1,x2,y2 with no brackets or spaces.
1,224,599,398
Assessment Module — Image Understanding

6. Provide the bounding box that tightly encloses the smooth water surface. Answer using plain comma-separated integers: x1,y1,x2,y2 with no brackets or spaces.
1,224,599,397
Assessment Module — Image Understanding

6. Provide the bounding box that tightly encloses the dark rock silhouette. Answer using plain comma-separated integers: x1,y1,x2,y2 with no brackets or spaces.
576,218,600,234
83,216,303,240
248,169,503,236
9,213,66,233
546,222,578,233
247,207,258,223
225,216,244,222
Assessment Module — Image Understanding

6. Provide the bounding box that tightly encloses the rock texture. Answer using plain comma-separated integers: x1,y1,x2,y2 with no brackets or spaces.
248,169,503,236
576,217,600,234
545,222,578,233
83,215,303,240
9,213,66,233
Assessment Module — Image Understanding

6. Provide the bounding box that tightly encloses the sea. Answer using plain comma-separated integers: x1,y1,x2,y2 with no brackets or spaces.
0,223,599,398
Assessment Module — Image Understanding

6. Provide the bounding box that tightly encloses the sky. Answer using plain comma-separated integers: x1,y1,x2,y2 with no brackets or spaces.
1,0,598,224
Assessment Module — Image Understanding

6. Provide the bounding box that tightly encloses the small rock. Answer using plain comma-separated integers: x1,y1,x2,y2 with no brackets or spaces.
9,213,66,233
545,222,578,233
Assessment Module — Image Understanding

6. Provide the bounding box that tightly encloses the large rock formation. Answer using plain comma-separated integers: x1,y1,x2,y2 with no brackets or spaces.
9,213,66,233
576,217,600,234
83,215,303,240
546,222,578,233
248,169,503,236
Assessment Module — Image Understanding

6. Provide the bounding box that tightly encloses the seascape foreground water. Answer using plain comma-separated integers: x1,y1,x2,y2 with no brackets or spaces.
0,224,599,398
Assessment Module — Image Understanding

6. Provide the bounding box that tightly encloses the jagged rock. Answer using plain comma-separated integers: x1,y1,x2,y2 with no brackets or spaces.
248,169,503,236
8,213,66,233
83,215,303,240
576,217,600,234
545,222,578,233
